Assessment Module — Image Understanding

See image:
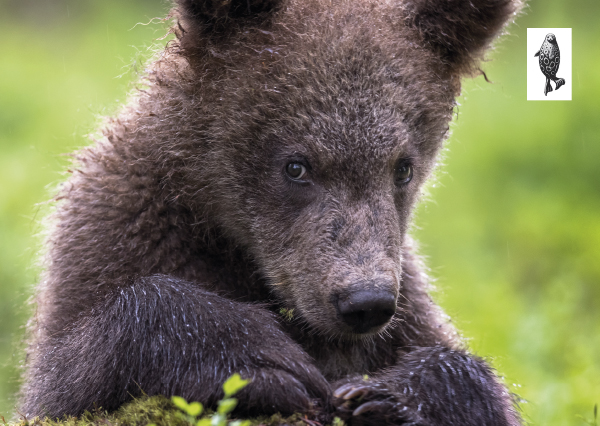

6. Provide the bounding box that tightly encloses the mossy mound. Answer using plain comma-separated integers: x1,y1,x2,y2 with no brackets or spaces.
6,396,341,426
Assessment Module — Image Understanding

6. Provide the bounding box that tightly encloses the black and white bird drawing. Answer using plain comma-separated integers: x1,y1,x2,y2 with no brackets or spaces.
535,33,566,96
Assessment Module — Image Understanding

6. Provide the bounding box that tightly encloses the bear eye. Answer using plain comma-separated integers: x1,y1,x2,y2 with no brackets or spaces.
394,161,413,185
285,162,307,180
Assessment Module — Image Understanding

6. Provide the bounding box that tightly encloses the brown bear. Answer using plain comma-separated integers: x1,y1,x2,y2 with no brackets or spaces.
20,0,524,425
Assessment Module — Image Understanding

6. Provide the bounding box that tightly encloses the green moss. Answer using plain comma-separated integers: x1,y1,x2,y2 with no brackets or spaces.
4,396,342,426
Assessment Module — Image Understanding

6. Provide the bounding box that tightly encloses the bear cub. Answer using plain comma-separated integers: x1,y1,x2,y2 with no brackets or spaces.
21,0,523,425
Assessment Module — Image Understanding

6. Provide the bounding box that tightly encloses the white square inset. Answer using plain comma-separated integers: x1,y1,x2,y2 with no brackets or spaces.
527,28,572,101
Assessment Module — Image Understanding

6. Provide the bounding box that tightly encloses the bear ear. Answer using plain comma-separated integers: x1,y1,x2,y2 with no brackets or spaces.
175,0,282,30
401,0,523,74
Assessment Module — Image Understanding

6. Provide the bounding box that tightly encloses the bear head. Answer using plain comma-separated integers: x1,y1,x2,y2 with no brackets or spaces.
143,0,521,339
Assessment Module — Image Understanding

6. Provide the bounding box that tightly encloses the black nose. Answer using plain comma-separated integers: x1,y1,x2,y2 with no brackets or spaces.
337,289,397,333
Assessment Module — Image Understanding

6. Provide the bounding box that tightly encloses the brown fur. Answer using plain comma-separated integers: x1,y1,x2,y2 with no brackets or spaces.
21,1,523,424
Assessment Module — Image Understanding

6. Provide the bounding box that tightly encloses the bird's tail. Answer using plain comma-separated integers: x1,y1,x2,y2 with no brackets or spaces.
544,78,553,96
554,78,566,90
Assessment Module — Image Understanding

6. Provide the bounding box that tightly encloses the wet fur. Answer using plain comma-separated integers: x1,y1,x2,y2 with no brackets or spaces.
21,0,523,424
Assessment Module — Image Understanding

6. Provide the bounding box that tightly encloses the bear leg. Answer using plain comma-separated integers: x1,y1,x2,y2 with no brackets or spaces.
21,275,331,420
333,346,521,426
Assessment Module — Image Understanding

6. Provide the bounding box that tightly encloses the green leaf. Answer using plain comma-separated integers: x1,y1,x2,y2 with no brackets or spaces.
229,421,252,426
187,401,204,417
332,417,346,426
217,398,238,414
211,413,227,426
171,395,190,412
172,395,203,417
222,373,250,397
196,419,212,426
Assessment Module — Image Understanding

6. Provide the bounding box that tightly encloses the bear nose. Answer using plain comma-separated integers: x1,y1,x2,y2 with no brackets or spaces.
336,289,397,334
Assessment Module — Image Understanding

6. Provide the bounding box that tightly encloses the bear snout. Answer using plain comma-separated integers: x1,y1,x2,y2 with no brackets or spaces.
335,287,397,334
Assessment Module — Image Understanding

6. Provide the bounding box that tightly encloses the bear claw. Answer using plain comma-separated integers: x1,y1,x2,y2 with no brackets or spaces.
334,383,371,400
333,383,355,398
352,401,385,416
343,386,370,400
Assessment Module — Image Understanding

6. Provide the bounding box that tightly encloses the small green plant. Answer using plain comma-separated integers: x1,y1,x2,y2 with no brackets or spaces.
170,396,204,424
279,308,295,322
170,373,251,426
331,417,345,426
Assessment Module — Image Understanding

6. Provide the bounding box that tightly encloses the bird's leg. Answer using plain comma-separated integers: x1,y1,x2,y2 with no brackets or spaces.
544,77,553,96
553,77,566,90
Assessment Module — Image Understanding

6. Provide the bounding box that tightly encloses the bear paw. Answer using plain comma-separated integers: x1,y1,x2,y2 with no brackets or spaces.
333,380,425,426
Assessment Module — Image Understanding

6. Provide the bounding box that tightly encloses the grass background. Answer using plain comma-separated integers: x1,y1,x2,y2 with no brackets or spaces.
0,0,598,423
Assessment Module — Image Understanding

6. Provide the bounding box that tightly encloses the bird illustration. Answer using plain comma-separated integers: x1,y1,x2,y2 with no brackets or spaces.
535,33,566,96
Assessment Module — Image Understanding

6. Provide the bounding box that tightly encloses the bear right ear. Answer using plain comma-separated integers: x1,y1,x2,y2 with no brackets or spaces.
401,0,523,74
175,0,283,30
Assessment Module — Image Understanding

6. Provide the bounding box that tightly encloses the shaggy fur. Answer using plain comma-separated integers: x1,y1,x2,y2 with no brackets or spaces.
21,0,523,424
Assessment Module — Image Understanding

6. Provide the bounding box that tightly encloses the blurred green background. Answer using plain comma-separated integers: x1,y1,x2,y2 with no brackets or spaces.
0,0,598,423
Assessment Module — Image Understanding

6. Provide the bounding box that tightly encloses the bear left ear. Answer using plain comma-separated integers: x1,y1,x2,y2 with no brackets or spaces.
176,0,282,29
401,0,523,74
